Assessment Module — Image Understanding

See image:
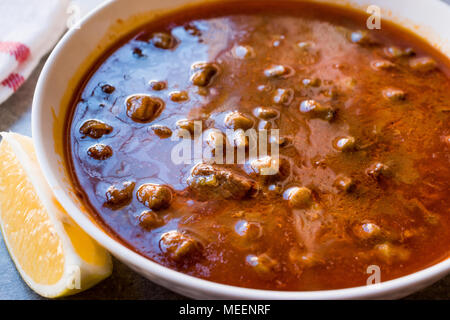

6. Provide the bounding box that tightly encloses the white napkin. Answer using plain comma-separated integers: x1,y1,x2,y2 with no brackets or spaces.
0,0,107,105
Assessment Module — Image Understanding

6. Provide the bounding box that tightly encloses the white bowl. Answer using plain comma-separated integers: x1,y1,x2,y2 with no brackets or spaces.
32,0,450,299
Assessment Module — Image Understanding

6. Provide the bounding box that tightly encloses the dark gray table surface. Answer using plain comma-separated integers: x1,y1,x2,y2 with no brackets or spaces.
1,4,450,299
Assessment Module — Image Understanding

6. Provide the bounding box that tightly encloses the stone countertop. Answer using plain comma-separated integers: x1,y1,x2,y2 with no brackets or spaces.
1,9,450,299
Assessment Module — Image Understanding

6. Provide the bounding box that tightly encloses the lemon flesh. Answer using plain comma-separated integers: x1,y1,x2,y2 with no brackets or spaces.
0,132,112,298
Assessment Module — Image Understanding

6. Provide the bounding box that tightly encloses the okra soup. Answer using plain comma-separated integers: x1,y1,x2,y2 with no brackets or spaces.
66,1,450,291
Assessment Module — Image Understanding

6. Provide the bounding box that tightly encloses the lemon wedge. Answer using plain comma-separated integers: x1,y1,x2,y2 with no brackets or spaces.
0,132,112,298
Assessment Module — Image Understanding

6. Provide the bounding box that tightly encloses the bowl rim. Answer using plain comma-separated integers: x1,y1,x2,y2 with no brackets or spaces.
32,0,450,299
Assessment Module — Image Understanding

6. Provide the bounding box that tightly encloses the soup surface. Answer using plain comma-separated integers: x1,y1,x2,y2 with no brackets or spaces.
67,1,450,291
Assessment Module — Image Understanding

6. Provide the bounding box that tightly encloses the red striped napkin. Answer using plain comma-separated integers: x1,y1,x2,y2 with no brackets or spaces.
0,0,69,104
